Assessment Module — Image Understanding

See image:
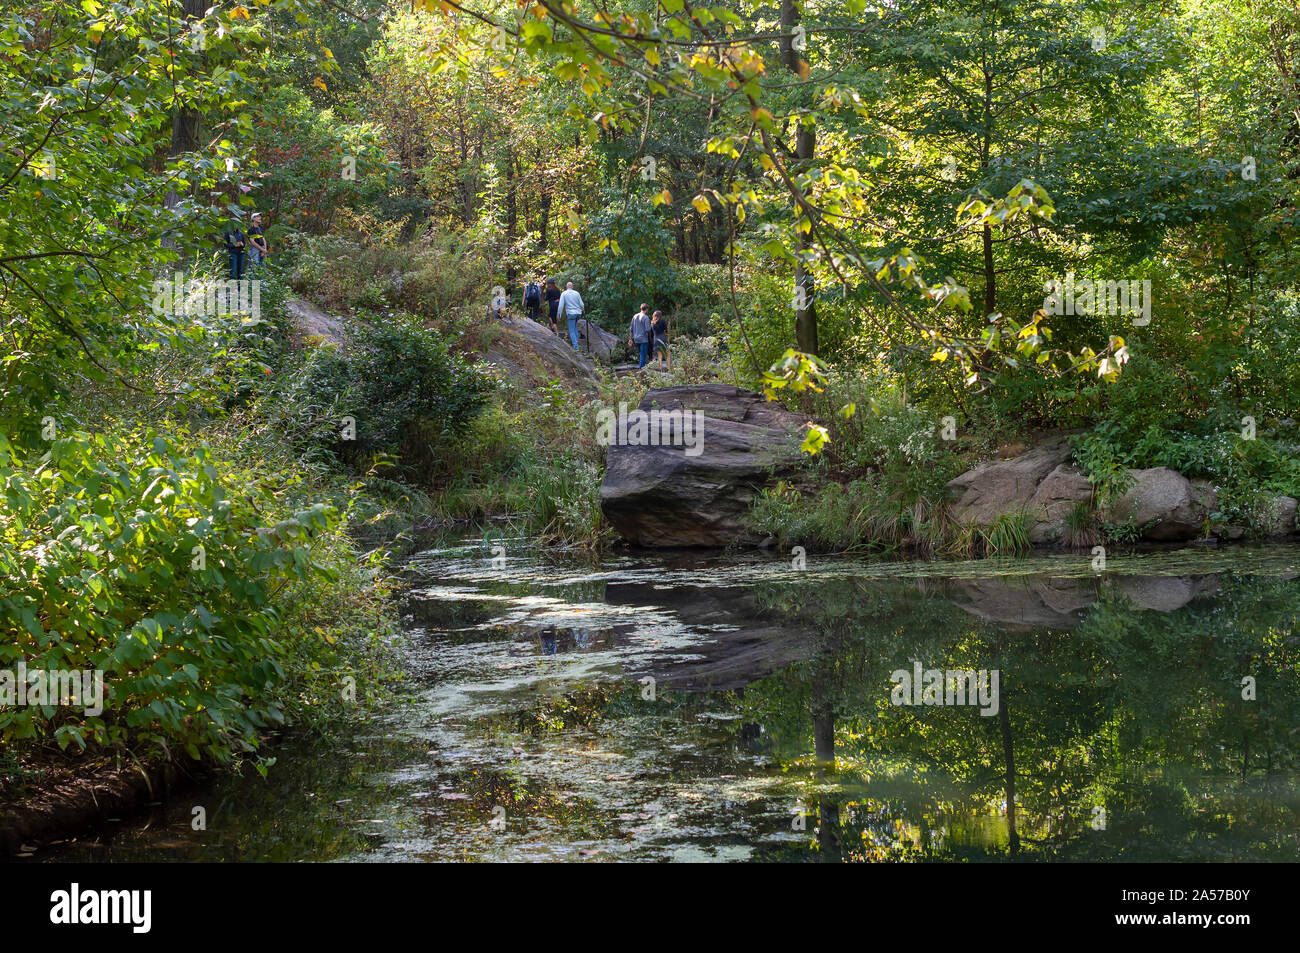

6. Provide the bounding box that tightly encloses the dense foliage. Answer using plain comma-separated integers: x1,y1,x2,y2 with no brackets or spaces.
2,0,1298,787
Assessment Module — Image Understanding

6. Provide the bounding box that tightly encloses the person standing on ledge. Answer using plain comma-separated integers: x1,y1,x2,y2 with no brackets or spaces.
558,281,585,351
522,275,542,324
246,212,269,275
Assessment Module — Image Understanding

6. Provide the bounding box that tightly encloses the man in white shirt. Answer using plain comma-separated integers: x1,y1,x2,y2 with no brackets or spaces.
558,281,585,351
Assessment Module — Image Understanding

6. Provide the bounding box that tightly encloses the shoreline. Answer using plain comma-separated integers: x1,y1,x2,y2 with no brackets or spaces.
0,754,211,857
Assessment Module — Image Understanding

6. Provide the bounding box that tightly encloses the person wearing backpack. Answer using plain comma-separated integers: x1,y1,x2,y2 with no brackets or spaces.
522,276,543,323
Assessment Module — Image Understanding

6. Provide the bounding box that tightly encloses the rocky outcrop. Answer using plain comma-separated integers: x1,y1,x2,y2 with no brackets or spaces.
1262,495,1299,537
286,297,347,347
600,384,807,547
575,319,621,363
1101,468,1216,540
1025,465,1095,543
942,439,1290,544
946,436,1094,544
481,315,600,388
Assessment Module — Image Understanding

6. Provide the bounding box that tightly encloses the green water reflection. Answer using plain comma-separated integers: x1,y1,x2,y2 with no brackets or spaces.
32,543,1300,862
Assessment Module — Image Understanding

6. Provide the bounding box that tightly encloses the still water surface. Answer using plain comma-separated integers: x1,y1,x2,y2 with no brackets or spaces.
37,540,1300,862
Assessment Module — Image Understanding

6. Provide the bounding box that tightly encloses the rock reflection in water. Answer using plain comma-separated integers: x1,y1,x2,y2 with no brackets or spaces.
27,542,1300,863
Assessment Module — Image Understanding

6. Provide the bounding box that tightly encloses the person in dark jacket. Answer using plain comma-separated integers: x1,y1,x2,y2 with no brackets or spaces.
544,278,562,335
223,224,246,280
522,276,543,323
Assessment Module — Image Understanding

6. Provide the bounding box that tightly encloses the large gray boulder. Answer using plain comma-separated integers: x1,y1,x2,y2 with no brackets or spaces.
575,319,621,363
600,384,807,547
1102,467,1215,541
480,315,599,388
286,297,348,347
1261,495,1299,537
946,436,1092,543
946,439,1235,544
1025,464,1095,544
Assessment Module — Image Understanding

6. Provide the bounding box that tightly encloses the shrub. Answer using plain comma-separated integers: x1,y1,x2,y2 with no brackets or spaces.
812,368,964,499
581,192,679,325
285,313,492,477
666,263,729,338
716,265,855,389
282,228,490,323
0,431,340,762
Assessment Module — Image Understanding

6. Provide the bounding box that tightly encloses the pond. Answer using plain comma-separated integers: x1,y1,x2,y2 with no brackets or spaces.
33,539,1300,862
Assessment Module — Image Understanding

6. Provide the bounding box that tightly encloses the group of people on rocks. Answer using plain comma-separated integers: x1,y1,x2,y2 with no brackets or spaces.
215,225,673,372
520,277,669,371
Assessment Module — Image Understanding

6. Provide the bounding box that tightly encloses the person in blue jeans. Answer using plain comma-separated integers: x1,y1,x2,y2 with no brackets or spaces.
222,225,246,279
628,303,652,368
558,282,585,350
246,212,268,274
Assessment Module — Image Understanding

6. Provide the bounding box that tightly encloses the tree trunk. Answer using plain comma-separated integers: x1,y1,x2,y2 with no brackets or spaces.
504,148,517,287
999,700,1020,856
163,0,207,249
981,65,996,318
780,0,818,355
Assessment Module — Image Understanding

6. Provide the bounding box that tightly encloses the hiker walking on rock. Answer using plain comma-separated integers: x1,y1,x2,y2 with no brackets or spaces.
651,309,669,370
558,281,585,351
522,275,543,323
629,303,652,369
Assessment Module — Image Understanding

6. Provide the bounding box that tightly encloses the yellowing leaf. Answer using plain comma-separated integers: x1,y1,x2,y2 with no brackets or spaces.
800,423,830,455
313,77,327,91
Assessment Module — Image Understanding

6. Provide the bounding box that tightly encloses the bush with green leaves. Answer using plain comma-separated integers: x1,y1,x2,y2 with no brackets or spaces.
810,368,963,501
282,230,490,322
665,263,730,338
285,313,492,477
581,192,679,325
0,430,341,762
1071,417,1300,530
